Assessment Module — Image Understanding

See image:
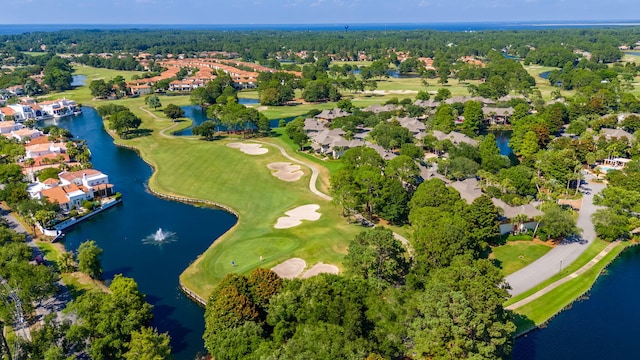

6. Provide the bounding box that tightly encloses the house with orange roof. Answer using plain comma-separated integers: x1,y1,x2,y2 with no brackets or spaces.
37,183,90,212
58,169,114,198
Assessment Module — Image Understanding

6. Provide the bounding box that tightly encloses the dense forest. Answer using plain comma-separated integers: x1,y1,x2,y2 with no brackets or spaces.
0,27,634,62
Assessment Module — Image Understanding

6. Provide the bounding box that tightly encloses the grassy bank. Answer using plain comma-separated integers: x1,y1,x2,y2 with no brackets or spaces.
508,240,630,334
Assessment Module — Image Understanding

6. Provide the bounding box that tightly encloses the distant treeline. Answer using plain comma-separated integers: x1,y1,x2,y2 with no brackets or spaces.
0,27,636,62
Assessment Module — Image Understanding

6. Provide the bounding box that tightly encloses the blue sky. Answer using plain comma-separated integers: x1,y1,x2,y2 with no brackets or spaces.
1,0,639,24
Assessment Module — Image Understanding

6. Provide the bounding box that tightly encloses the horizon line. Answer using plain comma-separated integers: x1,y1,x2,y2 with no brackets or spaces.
3,20,640,26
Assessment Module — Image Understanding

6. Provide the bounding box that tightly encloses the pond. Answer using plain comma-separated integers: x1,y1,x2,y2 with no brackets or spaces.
42,108,237,359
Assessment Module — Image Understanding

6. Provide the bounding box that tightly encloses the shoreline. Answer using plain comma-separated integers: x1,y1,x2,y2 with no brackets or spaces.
101,117,243,303
511,241,635,337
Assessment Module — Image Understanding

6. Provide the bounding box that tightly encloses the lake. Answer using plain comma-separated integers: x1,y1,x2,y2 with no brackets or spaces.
513,246,640,359
42,108,237,359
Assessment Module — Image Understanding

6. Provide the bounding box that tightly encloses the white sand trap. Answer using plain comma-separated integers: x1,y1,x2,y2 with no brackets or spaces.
226,142,268,155
300,262,340,279
274,204,321,229
272,258,307,279
267,162,303,182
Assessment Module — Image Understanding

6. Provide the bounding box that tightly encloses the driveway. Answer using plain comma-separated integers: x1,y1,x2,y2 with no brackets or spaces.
505,175,606,296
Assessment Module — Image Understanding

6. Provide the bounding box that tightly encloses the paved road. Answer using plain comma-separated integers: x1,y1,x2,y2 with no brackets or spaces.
506,240,619,310
505,175,606,296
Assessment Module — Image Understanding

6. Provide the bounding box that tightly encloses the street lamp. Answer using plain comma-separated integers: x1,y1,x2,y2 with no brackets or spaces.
559,259,563,274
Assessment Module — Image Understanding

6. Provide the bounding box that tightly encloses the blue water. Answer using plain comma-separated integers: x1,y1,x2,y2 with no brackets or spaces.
41,108,237,359
239,97,259,105
174,105,209,136
539,71,551,79
494,131,514,156
71,75,86,87
513,245,640,359
2,21,640,35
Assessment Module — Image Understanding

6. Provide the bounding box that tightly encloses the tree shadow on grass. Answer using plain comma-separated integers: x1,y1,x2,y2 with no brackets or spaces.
511,312,537,335
127,128,153,138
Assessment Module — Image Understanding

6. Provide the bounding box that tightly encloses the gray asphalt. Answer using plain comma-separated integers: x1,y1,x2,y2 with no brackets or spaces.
505,175,606,296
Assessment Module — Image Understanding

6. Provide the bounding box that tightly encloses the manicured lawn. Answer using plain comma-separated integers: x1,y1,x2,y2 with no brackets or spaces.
490,241,553,275
510,241,629,334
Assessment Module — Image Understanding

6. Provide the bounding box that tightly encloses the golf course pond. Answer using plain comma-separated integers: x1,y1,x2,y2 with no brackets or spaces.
42,108,237,359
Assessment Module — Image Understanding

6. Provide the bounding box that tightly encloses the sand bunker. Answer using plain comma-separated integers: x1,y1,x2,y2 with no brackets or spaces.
274,204,321,229
267,162,303,182
272,258,306,279
300,263,340,279
226,142,268,155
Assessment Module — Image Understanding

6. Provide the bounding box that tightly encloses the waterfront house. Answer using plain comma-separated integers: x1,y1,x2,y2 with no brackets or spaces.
482,107,514,125
58,169,114,198
40,99,80,118
7,104,36,121
37,183,90,212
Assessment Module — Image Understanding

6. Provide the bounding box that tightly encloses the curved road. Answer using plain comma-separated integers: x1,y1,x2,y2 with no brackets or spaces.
505,175,606,296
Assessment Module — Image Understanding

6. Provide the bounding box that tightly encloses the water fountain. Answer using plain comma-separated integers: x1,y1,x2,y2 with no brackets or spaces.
143,227,177,245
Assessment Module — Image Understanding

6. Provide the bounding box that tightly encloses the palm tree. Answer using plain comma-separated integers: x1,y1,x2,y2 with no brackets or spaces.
58,251,76,273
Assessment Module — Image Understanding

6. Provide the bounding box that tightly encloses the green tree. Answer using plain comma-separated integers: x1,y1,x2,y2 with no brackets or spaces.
34,209,57,228
89,79,111,98
409,256,515,359
479,133,507,173
69,275,154,360
344,228,410,285
592,208,630,242
77,240,103,279
163,104,185,121
462,100,484,134
537,204,578,241
192,120,218,141
466,195,501,247
284,117,308,150
43,56,73,91
434,88,451,101
124,327,172,360
109,109,142,139
433,104,455,133
145,95,162,110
